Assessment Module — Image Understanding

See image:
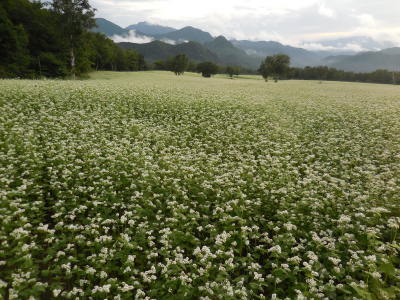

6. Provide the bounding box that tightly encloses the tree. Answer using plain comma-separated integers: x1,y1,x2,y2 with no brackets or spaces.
52,0,96,79
197,62,219,78
258,59,270,82
153,60,167,70
187,61,197,72
226,66,234,79
170,54,188,75
226,66,240,79
1,0,70,78
0,0,146,78
258,54,290,82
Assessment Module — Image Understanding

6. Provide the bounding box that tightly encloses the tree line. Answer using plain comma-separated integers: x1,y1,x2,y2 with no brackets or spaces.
288,66,400,85
142,52,400,85
152,55,243,78
0,0,146,79
258,54,400,85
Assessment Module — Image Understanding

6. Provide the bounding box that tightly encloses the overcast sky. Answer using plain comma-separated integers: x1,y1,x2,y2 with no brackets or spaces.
92,0,400,47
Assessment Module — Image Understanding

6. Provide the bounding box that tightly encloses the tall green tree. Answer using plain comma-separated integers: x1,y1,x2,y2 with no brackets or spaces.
197,61,219,78
259,54,290,82
52,0,96,79
170,54,188,75
226,66,240,79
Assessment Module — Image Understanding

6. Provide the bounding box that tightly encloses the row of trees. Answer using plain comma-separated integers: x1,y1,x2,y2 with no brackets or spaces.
0,0,146,79
153,52,400,85
258,54,400,84
153,55,241,78
288,66,400,85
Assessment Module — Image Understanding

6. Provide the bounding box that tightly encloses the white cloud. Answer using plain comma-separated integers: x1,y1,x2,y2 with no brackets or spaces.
160,38,177,45
318,2,335,18
356,13,377,27
301,42,368,52
92,0,400,47
111,30,153,44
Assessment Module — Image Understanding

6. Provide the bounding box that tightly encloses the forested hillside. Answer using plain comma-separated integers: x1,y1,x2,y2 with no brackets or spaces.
0,0,146,78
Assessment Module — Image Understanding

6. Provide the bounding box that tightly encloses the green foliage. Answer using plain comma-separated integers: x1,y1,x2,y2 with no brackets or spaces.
197,61,219,77
186,61,198,73
37,52,69,78
226,66,240,78
258,54,291,82
289,66,400,85
170,54,189,75
52,0,96,78
153,60,168,70
0,0,147,79
152,55,198,75
0,5,30,77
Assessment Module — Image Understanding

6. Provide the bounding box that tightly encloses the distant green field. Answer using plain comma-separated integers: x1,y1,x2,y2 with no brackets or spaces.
1,71,399,299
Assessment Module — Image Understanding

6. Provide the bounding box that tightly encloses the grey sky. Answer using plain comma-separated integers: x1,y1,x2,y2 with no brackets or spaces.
92,0,400,47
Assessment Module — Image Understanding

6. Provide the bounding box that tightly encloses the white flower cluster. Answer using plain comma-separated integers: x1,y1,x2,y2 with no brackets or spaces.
0,73,399,299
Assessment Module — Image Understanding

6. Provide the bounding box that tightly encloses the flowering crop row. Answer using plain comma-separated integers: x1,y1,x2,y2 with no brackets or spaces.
0,72,399,299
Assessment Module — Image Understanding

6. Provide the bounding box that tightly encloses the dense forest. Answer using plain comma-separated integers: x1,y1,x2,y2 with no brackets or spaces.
0,0,146,79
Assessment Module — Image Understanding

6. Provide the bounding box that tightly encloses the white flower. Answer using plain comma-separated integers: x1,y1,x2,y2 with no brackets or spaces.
371,272,381,279
365,255,376,263
52,289,62,297
100,271,108,279
268,245,282,254
338,215,351,223
86,267,96,275
127,255,136,263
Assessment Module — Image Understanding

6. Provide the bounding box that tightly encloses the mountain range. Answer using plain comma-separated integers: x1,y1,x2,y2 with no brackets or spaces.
119,40,219,63
92,18,400,72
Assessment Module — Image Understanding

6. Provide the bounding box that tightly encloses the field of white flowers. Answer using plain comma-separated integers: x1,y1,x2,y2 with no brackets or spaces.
1,71,399,299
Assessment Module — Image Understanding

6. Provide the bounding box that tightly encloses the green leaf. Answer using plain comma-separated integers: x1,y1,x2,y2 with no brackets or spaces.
352,286,374,300
378,263,396,276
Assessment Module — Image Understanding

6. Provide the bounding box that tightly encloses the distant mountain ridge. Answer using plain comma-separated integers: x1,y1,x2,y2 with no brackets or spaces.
304,36,396,53
327,47,400,72
126,22,176,36
119,40,219,63
92,18,400,72
153,26,214,44
205,36,260,69
92,18,128,36
231,40,323,67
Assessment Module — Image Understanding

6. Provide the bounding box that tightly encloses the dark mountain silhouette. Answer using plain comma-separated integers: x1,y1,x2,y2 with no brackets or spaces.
118,40,219,63
153,26,214,43
126,21,176,36
327,48,400,72
231,40,323,67
205,36,261,69
92,18,128,36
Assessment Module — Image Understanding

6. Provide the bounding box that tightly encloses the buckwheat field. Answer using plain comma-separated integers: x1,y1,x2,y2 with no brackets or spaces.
1,71,399,300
